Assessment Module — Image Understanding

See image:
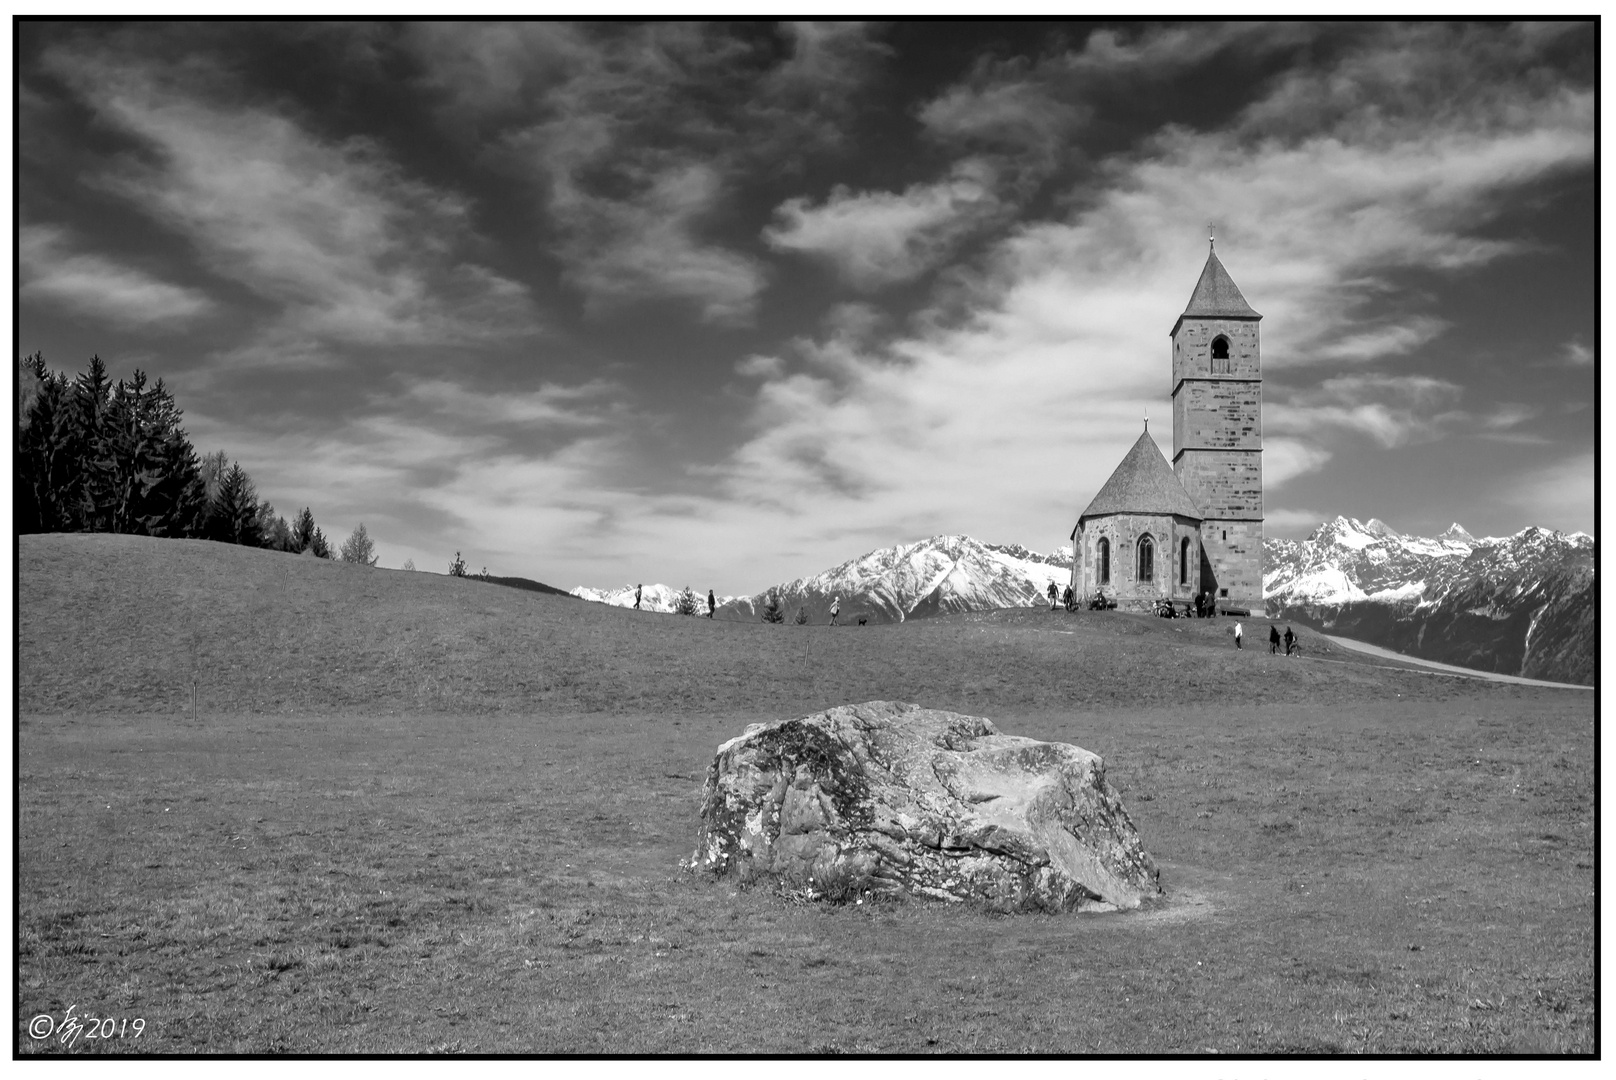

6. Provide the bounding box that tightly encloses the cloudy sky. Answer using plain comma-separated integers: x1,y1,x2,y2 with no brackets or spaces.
17,21,1597,592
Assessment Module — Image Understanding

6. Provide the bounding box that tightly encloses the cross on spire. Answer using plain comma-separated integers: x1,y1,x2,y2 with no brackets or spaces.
1208,222,1215,251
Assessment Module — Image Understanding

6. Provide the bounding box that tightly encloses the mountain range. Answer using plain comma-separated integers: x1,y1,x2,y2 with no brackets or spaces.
1264,516,1595,686
570,536,1070,624
570,519,1595,685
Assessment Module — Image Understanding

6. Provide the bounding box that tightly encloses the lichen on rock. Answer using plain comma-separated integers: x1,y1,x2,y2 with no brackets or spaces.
691,701,1163,912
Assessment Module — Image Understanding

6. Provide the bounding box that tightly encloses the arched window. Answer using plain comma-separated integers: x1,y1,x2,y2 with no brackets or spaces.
1137,535,1154,582
1097,537,1110,585
1211,335,1231,374
1180,536,1191,586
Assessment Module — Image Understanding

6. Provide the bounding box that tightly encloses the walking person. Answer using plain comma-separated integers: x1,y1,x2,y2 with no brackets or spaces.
1062,585,1074,612
1269,625,1281,654
1233,620,1244,650
1047,581,1059,610
1284,626,1296,656
707,589,715,619
829,596,841,626
634,584,642,610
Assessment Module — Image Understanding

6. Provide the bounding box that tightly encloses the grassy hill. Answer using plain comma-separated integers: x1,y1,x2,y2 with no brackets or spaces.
17,534,1595,1054
19,533,1510,718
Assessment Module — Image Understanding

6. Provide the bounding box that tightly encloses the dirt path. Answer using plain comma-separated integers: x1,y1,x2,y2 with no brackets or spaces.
1321,634,1592,690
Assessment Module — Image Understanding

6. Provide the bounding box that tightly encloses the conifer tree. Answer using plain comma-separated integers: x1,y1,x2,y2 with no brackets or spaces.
674,586,699,615
448,551,468,577
761,593,785,623
206,462,265,546
106,372,207,536
290,507,331,558
69,355,116,532
199,450,230,505
339,523,379,566
17,354,77,532
260,511,294,552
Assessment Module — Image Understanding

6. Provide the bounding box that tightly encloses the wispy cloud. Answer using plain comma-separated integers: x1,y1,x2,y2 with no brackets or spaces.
1474,403,1547,445
412,22,885,324
1264,438,1334,488
42,44,540,361
1314,316,1449,363
735,354,785,379
763,160,1003,289
20,225,215,327
395,378,622,429
918,23,1298,158
1494,451,1594,535
1270,375,1465,448
540,159,767,324
184,372,638,573
1558,337,1594,366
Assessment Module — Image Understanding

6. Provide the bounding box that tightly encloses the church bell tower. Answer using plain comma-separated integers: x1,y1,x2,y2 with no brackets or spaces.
1170,237,1264,612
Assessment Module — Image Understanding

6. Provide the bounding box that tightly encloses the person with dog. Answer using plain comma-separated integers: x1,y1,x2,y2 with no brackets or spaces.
1062,584,1074,612
1284,626,1297,656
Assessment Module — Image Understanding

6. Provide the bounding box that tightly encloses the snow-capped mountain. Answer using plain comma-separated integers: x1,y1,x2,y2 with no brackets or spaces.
570,582,740,614
571,536,1070,624
1265,517,1595,685
716,535,1071,625
571,517,1593,685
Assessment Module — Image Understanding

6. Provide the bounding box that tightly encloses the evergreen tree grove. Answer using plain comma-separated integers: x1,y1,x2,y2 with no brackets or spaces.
291,507,331,558
17,354,206,536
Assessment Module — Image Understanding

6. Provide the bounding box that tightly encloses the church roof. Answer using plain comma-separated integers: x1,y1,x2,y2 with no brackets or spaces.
1079,427,1203,521
1179,247,1260,321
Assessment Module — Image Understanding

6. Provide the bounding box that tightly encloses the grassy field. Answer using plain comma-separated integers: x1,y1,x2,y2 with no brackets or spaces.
16,534,1596,1054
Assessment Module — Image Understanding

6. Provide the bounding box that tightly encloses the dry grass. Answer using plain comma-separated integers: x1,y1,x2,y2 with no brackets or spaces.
16,534,1596,1054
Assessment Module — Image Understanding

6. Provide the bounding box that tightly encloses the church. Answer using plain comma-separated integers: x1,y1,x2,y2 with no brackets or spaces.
1069,240,1264,613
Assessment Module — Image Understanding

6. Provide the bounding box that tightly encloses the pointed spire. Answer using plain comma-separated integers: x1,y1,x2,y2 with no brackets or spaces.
1180,245,1260,320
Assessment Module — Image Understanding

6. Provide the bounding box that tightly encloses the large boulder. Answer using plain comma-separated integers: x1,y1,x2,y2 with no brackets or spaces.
691,701,1163,912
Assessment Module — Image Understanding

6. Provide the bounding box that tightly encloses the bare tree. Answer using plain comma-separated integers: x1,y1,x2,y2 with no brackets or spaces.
339,522,379,566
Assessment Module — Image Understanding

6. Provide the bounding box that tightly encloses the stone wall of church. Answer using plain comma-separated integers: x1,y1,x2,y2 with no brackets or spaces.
1171,379,1262,459
1171,318,1260,386
1173,449,1263,521
1171,310,1263,613
1073,513,1202,611
1197,519,1264,613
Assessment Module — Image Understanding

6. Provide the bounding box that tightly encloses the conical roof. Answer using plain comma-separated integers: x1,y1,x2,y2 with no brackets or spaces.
1180,248,1260,320
1079,428,1203,521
